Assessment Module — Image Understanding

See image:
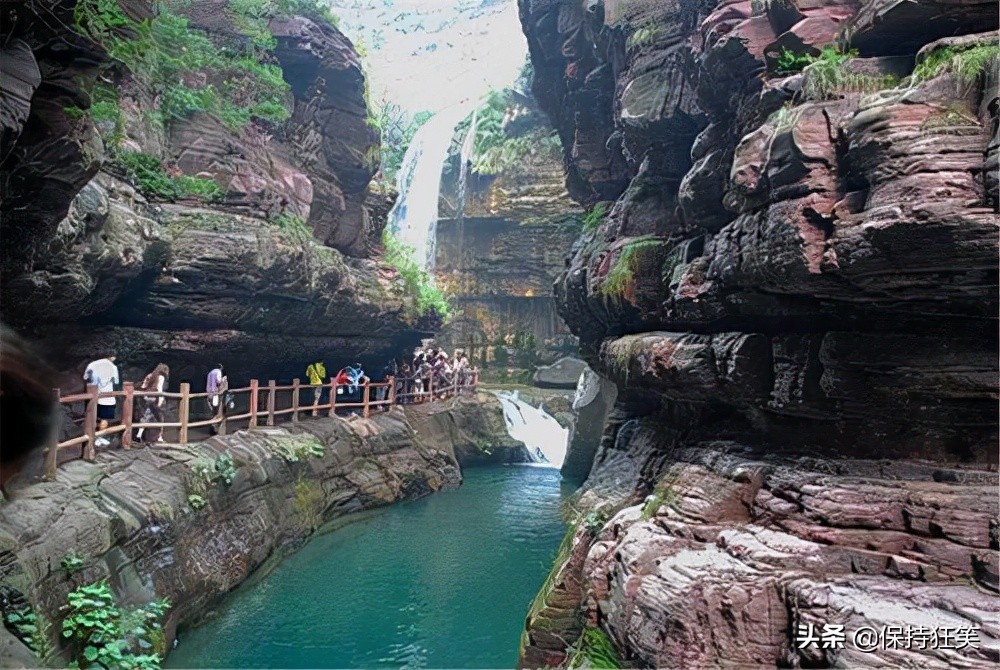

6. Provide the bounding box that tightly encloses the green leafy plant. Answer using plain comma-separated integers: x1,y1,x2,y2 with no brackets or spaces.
270,435,325,462
582,202,609,232
382,230,450,320
912,43,999,84
62,581,168,669
187,493,206,511
599,236,661,300
4,607,53,659
626,24,659,49
773,47,816,75
582,509,609,534
61,549,86,575
566,626,621,669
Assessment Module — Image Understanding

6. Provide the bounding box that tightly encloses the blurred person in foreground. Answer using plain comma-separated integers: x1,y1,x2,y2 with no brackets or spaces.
0,325,60,496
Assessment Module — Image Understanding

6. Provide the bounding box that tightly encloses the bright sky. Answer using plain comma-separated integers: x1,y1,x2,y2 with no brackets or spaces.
327,0,529,115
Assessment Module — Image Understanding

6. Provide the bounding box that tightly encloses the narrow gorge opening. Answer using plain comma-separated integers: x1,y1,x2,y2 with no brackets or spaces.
1,0,997,669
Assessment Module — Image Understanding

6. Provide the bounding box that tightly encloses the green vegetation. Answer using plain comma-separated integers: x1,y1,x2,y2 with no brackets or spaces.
600,236,661,300
800,47,898,100
566,626,621,670
293,475,325,530
4,607,53,659
61,549,86,576
626,24,659,49
62,581,168,669
582,509,609,534
73,0,291,132
382,230,450,320
185,452,237,511
641,472,679,519
454,90,562,177
273,212,312,237
111,151,223,202
270,435,325,462
582,202,609,233
774,47,817,75
912,43,999,84
365,96,433,182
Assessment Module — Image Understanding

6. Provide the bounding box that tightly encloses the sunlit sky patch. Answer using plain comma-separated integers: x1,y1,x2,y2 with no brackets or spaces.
327,0,529,116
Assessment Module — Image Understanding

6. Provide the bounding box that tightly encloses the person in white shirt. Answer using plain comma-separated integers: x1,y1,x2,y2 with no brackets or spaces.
83,355,120,444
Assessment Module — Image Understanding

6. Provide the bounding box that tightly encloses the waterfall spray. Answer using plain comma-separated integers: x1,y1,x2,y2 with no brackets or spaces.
387,102,476,271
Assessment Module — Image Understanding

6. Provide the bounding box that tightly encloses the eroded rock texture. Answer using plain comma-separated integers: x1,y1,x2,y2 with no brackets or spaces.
0,1,412,384
519,0,999,666
434,104,583,367
0,407,467,664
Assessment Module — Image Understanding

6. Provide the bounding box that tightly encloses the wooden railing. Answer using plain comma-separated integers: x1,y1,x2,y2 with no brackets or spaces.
46,370,479,480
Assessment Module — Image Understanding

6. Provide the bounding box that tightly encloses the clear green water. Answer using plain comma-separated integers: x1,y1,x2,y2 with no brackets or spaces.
166,466,570,669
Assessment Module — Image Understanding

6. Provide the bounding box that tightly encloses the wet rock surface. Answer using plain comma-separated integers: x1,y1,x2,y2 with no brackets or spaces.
0,401,512,663
519,0,999,666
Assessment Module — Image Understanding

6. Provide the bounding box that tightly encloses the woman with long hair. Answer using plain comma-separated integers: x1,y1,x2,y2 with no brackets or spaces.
137,363,169,443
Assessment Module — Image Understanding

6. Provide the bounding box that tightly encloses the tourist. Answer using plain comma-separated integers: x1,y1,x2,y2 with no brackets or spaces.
334,367,351,400
136,363,169,443
398,362,413,403
206,364,228,433
306,359,327,416
84,353,120,447
378,360,397,404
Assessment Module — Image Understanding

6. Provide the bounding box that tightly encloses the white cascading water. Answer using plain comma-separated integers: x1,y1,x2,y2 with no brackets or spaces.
494,391,569,468
388,101,477,270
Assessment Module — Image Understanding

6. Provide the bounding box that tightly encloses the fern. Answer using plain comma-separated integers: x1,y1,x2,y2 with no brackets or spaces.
582,202,609,232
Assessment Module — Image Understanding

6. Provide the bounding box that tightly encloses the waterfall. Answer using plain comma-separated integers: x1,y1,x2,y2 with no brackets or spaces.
494,390,569,468
388,101,476,270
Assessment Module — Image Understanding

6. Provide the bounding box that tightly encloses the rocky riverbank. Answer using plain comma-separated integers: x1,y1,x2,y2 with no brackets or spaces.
0,395,518,667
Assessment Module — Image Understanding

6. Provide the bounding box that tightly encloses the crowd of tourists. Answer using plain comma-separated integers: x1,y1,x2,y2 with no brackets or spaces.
393,345,473,403
72,346,476,446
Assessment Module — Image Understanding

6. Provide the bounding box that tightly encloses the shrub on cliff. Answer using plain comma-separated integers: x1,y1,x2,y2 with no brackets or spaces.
912,42,1000,84
382,231,450,321
73,0,292,132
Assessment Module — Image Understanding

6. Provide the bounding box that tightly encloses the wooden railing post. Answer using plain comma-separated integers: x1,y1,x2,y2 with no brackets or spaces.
45,389,60,480
122,382,134,449
452,373,458,399
388,376,396,405
362,382,370,418
249,379,259,429
291,378,300,423
178,383,190,444
84,384,98,461
428,376,434,403
329,377,337,417
217,395,227,436
267,379,276,426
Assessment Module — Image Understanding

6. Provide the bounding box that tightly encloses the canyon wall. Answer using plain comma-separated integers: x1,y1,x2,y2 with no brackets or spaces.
0,0,424,386
434,100,583,377
519,0,999,666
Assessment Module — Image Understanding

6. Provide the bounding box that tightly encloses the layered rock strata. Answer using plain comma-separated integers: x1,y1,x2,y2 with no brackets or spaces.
519,0,999,666
0,0,416,383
